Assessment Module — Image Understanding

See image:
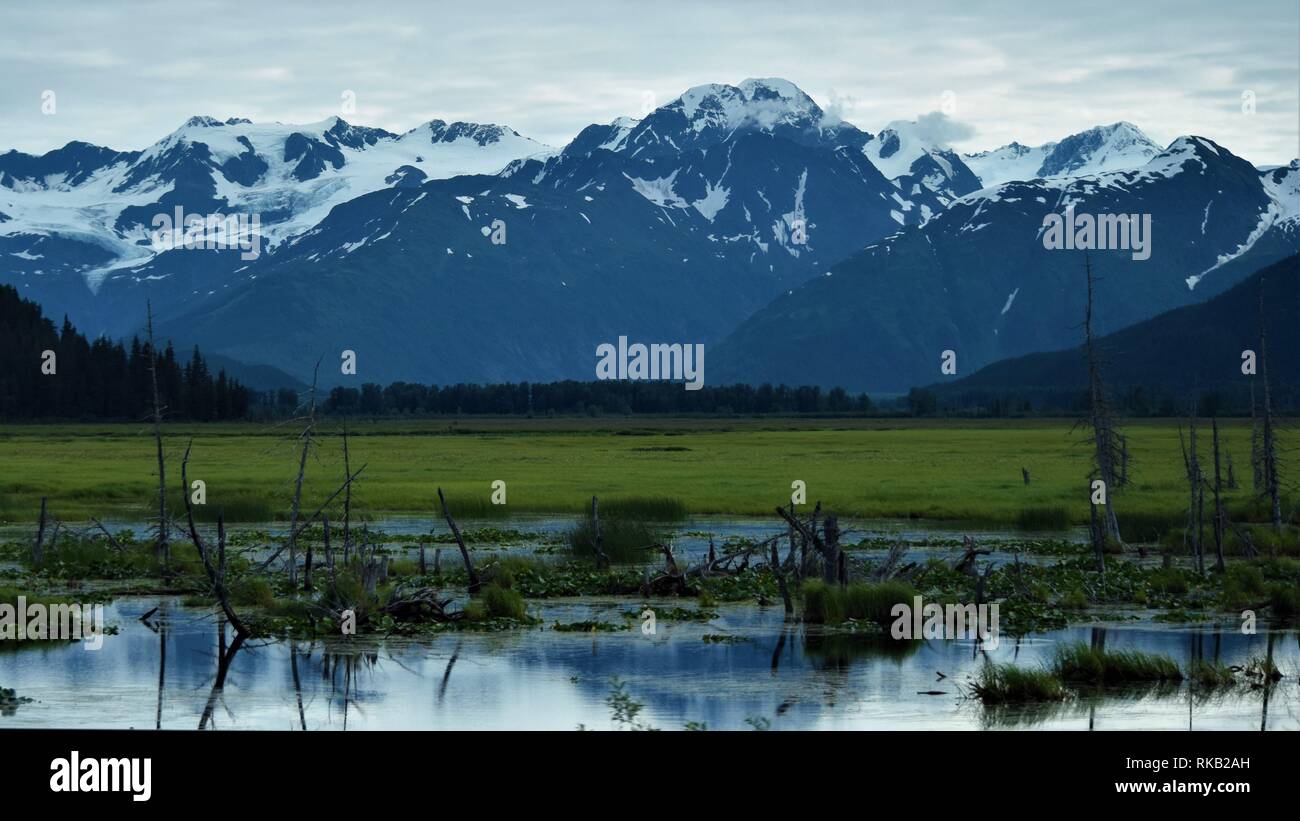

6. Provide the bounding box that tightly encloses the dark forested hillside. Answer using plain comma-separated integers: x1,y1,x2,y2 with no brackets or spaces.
0,284,251,420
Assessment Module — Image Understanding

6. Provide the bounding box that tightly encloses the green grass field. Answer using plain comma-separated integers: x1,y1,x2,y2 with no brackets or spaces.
0,417,1293,530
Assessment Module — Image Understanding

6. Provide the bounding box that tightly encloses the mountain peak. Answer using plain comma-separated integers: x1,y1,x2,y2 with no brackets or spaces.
963,122,1162,188
671,77,823,131
181,115,226,129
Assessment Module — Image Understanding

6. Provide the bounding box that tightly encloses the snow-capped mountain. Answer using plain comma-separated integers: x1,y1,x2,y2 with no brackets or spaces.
0,114,550,330
713,135,1300,392
861,117,983,207
595,78,866,160
142,80,961,384
2,79,1292,391
963,122,1161,188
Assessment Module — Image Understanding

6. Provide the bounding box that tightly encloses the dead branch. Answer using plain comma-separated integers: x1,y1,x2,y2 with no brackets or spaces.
181,440,250,637
437,487,480,594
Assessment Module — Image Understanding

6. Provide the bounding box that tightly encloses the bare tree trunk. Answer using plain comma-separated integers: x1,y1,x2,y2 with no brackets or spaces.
323,513,335,585
146,302,169,565
590,495,609,570
1212,418,1226,573
823,515,840,584
304,540,313,591
1250,379,1263,493
1259,281,1282,529
419,542,427,576
437,487,480,594
33,496,47,566
1187,411,1204,576
181,440,250,637
342,418,353,563
1082,255,1121,572
770,540,793,617
287,359,321,589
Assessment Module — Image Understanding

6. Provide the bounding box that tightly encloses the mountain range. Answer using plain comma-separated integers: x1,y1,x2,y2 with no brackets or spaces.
929,253,1299,409
2,78,1296,391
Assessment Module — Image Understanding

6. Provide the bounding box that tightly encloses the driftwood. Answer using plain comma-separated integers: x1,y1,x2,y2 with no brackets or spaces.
437,487,480,594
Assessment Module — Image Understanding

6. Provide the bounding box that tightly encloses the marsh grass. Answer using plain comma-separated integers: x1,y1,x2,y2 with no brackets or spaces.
566,516,660,564
7,420,1293,523
1222,564,1268,608
1269,582,1300,616
800,579,916,625
596,497,687,522
970,661,1066,704
1015,506,1072,531
464,583,526,621
1187,660,1237,689
1051,642,1183,683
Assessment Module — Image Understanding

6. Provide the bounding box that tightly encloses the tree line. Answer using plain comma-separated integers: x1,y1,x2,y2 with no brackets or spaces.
0,284,252,421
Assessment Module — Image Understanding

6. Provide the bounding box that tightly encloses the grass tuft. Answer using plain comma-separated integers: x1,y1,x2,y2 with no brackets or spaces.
1051,642,1183,684
970,661,1066,704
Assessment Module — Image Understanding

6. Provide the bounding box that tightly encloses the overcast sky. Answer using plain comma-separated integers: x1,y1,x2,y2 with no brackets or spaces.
2,0,1297,164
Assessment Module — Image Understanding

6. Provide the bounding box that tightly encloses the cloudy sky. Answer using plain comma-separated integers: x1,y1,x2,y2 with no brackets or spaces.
2,0,1297,164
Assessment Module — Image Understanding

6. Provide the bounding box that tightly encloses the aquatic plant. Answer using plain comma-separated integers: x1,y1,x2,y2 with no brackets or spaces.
969,661,1066,704
800,579,916,625
464,583,526,622
1187,660,1237,689
1051,642,1183,683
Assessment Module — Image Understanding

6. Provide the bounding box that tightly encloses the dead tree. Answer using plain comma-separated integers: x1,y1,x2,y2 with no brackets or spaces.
437,487,480,594
1119,435,1130,487
286,358,322,589
323,513,335,585
1227,453,1238,490
822,516,841,585
589,496,610,570
341,418,353,563
1211,417,1227,573
33,496,48,566
770,540,793,616
146,302,169,565
1179,411,1205,576
258,463,366,573
181,440,249,637
1081,255,1123,571
952,535,991,576
1250,380,1264,492
1258,280,1283,529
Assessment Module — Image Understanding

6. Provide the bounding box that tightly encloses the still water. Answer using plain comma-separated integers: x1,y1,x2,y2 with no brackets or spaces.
2,596,1295,730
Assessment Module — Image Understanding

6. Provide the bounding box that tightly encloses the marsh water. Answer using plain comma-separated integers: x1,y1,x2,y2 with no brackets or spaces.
2,516,1297,730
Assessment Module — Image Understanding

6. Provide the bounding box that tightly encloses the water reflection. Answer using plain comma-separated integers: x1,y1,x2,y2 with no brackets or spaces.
0,597,1295,730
